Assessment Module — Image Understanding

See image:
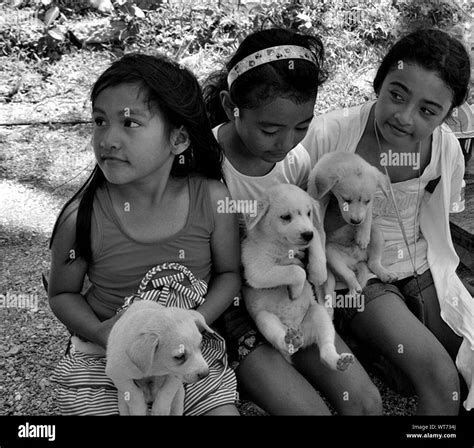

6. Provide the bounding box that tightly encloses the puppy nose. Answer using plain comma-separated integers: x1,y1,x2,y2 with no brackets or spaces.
197,369,209,380
350,218,362,225
301,231,313,242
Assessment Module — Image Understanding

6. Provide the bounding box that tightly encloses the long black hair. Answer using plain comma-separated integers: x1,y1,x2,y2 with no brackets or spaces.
50,53,224,264
203,28,328,127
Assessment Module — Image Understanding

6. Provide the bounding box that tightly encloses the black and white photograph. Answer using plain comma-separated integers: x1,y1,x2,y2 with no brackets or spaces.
1,0,473,444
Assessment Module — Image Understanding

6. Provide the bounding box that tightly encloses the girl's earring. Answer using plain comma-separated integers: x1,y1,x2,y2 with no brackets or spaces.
233,107,240,119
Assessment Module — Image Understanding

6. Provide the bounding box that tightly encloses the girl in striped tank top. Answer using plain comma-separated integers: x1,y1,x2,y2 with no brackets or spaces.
48,54,241,415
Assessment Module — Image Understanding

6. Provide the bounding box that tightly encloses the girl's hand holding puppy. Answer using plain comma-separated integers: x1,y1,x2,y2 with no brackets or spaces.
93,313,123,349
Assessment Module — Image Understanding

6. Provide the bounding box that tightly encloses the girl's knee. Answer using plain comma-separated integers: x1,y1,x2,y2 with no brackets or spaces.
413,353,460,397
413,359,460,414
430,364,460,398
339,382,383,415
364,384,383,415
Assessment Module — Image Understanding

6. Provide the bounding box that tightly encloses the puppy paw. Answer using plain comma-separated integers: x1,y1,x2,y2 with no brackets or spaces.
284,327,304,355
308,265,327,287
356,234,370,250
336,353,354,371
348,285,363,297
380,271,398,283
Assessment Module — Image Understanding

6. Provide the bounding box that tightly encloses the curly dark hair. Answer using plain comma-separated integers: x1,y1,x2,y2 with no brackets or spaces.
373,28,471,111
203,28,328,127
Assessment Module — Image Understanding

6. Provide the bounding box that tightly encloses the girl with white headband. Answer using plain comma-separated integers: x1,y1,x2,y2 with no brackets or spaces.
204,28,382,416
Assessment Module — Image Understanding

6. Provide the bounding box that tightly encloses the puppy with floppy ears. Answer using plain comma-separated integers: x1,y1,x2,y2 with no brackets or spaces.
72,301,211,415
243,184,327,297
106,300,211,415
308,152,398,298
241,184,354,370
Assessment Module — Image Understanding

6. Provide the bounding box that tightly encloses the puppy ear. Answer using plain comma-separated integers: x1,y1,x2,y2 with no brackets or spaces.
126,332,160,375
308,166,339,199
190,311,215,335
244,198,270,231
374,168,391,200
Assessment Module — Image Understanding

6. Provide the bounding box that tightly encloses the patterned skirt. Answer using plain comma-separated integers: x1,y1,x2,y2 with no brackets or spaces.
51,263,237,415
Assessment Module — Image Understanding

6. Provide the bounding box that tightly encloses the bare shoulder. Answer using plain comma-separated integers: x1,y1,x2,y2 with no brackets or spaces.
52,199,80,245
205,179,233,220
48,198,87,297
205,178,231,202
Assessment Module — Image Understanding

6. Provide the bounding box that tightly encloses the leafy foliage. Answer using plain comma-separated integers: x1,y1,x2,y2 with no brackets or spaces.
394,0,471,33
1,0,471,62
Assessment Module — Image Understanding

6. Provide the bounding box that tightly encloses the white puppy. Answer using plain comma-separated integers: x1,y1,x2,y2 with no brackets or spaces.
308,152,398,297
73,301,211,415
242,184,354,371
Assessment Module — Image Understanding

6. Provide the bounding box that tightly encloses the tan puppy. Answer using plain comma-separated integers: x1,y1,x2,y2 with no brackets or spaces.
308,152,398,297
105,301,211,415
73,301,211,415
242,184,354,371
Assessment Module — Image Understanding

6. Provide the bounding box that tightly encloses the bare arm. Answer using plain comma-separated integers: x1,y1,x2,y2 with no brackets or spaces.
48,206,119,348
195,180,241,325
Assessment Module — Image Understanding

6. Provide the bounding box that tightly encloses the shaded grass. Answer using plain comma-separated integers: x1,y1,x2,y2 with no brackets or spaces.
0,124,93,200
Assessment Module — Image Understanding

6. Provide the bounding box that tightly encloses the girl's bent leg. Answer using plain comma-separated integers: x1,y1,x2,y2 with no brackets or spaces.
415,282,463,362
417,281,469,412
349,293,460,415
292,333,383,415
236,343,332,415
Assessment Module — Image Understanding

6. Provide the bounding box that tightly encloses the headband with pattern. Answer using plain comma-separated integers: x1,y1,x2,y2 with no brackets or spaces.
227,45,318,89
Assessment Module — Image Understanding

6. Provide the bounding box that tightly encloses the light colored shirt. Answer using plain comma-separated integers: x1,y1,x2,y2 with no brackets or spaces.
372,175,432,278
300,101,474,410
213,123,311,232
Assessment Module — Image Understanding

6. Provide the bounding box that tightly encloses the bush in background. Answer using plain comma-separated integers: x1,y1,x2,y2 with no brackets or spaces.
2,1,470,58
0,0,471,110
